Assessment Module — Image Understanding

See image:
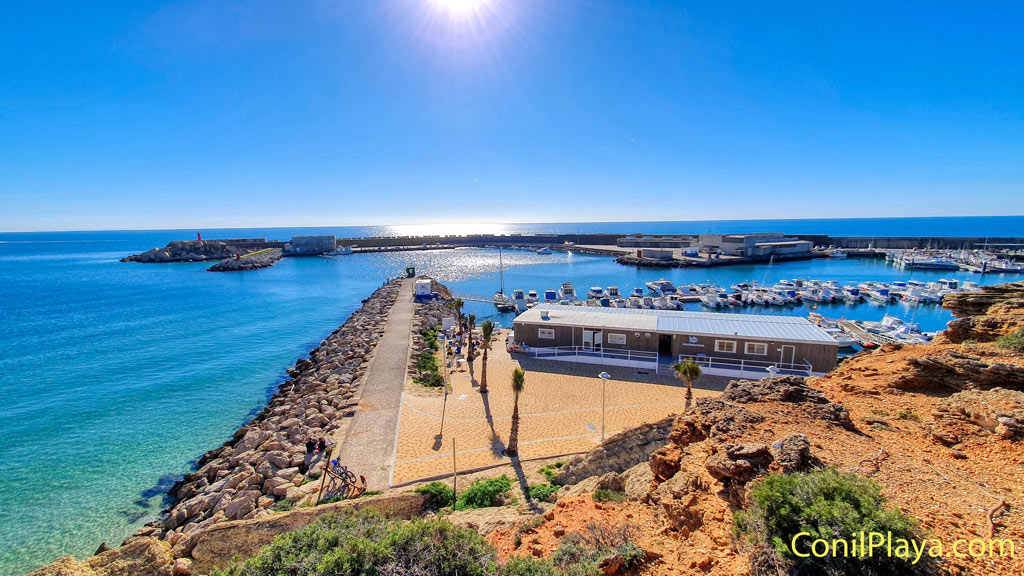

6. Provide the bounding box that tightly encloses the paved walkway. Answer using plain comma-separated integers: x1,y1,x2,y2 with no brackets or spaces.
333,279,414,491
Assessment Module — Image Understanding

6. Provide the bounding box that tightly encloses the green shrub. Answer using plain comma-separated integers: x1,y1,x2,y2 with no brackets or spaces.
269,496,300,512
415,481,455,509
538,461,564,485
592,489,625,503
529,483,560,502
897,409,919,421
211,508,496,576
421,326,441,351
996,328,1024,353
415,350,444,387
734,468,928,575
502,556,558,576
550,524,641,575
455,475,513,510
552,533,596,569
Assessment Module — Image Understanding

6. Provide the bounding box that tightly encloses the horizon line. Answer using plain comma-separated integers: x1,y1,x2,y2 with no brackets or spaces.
3,214,1024,235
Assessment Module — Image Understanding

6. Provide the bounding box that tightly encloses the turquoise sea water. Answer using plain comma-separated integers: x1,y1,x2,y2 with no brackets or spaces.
1,219,1021,574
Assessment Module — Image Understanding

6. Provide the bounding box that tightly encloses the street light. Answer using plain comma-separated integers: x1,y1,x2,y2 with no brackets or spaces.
598,371,610,441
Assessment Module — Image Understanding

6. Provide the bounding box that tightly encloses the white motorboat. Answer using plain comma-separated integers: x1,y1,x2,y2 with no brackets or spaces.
587,286,605,299
558,282,578,302
536,246,553,255
511,289,528,310
645,279,677,295
543,289,559,303
526,289,539,303
700,293,724,308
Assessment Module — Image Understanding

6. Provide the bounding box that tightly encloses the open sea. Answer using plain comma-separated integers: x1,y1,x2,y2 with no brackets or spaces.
1,217,1022,574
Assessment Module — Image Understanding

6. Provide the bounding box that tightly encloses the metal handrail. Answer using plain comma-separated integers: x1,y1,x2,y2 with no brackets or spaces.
677,353,812,376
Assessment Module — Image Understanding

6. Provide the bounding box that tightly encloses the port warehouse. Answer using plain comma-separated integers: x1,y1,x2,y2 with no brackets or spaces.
512,304,839,378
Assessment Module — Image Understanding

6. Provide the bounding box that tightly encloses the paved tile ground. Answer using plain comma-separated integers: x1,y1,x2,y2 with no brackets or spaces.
392,331,729,485
332,279,413,490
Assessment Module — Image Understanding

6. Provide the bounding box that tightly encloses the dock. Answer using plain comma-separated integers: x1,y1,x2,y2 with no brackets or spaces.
839,320,900,346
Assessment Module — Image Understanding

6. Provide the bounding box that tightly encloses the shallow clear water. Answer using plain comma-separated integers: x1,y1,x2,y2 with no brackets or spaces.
0,223,1019,574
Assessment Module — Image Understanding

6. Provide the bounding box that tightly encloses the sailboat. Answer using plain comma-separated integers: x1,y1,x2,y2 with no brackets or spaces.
494,246,516,312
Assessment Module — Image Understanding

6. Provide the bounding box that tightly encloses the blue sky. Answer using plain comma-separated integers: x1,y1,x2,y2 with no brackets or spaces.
1,1,1022,231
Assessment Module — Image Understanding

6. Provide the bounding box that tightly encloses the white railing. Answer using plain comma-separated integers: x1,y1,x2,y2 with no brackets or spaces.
531,346,659,372
676,353,813,378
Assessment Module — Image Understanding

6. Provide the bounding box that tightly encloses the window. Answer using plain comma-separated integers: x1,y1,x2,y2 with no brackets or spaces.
745,342,768,356
607,333,626,345
538,328,555,340
715,340,736,353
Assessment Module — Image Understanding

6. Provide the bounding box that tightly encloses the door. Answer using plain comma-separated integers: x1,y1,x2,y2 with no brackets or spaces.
779,345,795,367
658,335,672,359
583,330,602,350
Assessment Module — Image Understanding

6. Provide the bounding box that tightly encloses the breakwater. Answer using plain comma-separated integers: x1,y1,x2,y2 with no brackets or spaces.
139,280,401,559
207,248,282,271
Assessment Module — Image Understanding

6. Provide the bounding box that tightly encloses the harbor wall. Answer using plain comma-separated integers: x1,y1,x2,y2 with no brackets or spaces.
796,235,1024,250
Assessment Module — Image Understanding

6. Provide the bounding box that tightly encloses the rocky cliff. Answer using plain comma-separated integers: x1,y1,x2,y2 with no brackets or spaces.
939,281,1024,343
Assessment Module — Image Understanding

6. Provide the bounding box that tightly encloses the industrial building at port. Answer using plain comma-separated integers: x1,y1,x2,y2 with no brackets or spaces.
618,232,813,261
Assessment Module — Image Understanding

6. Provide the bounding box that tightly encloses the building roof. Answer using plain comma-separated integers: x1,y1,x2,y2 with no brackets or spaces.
514,303,838,345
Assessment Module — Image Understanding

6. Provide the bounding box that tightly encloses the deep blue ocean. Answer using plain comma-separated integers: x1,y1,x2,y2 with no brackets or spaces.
1,217,1022,574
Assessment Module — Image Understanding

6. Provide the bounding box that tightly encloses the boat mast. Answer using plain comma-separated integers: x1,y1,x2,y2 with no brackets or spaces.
498,246,505,295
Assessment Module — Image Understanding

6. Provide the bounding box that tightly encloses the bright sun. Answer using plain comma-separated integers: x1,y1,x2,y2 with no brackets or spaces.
429,0,489,17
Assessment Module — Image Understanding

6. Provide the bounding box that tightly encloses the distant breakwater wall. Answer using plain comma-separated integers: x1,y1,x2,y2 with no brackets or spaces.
139,280,402,559
796,235,1024,250
207,248,282,272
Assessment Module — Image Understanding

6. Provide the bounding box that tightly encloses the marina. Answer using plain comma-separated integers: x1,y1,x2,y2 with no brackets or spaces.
4,225,1023,574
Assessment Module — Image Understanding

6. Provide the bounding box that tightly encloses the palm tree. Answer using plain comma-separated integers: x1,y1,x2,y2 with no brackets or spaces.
467,314,477,361
479,320,495,393
447,298,464,327
673,359,702,410
506,368,525,456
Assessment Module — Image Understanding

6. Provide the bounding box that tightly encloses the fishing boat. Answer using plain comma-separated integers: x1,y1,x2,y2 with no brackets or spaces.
645,279,677,295
543,289,559,303
606,286,622,298
558,281,578,302
511,289,528,311
700,292,725,308
631,287,645,298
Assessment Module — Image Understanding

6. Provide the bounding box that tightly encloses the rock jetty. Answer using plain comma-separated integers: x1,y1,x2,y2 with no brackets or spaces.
207,249,282,272
122,240,248,263
144,280,400,559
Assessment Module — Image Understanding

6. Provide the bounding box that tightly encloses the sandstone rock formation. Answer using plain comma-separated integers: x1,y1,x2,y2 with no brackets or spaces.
939,281,1024,343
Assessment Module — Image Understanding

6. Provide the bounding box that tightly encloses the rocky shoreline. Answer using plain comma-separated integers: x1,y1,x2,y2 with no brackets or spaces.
136,280,401,560
207,249,282,272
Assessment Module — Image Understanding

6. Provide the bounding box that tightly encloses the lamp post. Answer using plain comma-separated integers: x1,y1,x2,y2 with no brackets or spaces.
598,371,610,441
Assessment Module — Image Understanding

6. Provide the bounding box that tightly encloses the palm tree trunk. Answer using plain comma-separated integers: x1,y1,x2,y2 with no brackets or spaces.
685,378,693,410
480,348,489,393
507,395,520,456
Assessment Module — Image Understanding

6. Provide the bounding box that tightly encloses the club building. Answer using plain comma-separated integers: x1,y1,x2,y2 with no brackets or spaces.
511,304,839,378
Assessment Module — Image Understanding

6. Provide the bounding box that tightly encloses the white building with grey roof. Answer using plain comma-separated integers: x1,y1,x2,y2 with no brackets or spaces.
512,304,839,378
